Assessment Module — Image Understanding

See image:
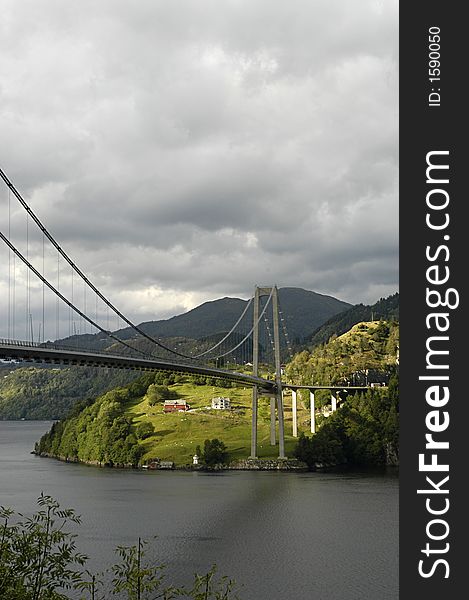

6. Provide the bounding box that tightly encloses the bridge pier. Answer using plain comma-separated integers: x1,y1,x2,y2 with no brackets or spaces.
277,388,286,459
270,397,276,445
310,391,316,434
250,386,258,459
291,389,298,437
272,287,286,459
250,286,260,459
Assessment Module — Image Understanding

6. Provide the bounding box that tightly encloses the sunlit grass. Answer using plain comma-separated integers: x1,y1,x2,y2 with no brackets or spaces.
127,382,310,464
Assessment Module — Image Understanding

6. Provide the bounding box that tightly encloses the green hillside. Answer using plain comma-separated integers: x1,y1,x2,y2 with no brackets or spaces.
0,366,138,420
308,293,399,348
35,319,399,467
56,287,351,351
35,373,307,466
1,287,353,421
286,319,399,386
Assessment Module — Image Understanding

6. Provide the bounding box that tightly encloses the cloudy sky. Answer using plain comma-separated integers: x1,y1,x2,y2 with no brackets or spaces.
0,0,398,334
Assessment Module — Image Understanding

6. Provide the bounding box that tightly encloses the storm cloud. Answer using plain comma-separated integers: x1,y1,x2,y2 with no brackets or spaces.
0,0,398,330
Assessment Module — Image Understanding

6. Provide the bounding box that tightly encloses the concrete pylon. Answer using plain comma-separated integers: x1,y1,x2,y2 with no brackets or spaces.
270,397,276,444
292,389,298,437
331,394,337,412
310,391,316,434
250,285,285,460
272,286,285,459
250,386,258,459
250,286,261,459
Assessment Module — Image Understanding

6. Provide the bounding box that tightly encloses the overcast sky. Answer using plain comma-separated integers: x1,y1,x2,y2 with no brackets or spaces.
0,0,398,334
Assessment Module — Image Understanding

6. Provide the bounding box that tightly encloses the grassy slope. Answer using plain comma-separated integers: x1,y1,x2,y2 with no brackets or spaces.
308,293,399,348
126,381,310,465
117,321,397,465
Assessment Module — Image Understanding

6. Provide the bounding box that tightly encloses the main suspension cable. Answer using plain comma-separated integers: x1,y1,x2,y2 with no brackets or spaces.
209,288,274,360
0,229,159,360
192,296,253,358
0,167,194,359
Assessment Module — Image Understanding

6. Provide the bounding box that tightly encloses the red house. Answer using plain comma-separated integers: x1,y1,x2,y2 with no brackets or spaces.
163,400,190,413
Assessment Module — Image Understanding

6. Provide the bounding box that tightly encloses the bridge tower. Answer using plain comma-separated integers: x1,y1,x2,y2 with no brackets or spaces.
250,285,286,460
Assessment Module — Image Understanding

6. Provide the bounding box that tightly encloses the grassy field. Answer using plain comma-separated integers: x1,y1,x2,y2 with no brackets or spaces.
126,380,312,465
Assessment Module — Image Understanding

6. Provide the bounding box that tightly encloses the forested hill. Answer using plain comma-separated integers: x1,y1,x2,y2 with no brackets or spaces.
35,320,400,469
287,319,399,386
118,287,351,342
57,287,351,351
308,293,399,348
0,367,138,420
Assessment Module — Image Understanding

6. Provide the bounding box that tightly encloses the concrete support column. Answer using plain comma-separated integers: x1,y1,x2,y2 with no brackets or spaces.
276,389,286,458
310,392,315,434
270,397,276,445
331,394,337,412
250,287,260,459
272,286,285,459
250,386,258,458
292,389,298,437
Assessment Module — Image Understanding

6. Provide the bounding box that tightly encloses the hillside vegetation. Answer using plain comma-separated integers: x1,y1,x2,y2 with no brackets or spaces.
295,375,399,468
36,372,306,465
0,366,137,420
287,320,399,386
308,293,399,348
36,319,399,467
289,319,399,467
56,287,351,352
1,287,352,421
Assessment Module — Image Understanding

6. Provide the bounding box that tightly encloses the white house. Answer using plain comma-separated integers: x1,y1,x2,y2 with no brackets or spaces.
211,397,231,410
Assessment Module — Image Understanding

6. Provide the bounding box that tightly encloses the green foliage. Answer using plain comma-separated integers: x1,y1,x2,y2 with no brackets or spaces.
191,376,208,386
145,384,176,406
186,375,233,389
135,422,155,440
294,374,399,468
309,293,399,347
0,493,87,599
286,320,399,386
0,366,138,420
1,496,239,599
185,565,239,600
294,430,345,467
111,538,169,600
36,379,149,467
202,439,229,466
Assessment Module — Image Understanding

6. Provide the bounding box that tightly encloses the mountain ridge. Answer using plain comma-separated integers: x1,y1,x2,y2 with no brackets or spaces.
57,287,352,349
308,293,399,348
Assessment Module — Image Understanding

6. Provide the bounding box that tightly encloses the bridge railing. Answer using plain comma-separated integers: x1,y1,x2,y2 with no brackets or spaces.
0,338,165,360
0,338,238,370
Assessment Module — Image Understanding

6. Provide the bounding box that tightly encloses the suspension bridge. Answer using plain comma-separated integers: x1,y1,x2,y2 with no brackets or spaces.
0,167,368,459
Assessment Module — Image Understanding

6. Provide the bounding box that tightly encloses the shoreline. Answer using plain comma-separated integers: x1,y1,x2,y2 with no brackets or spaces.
32,450,398,474
32,451,309,471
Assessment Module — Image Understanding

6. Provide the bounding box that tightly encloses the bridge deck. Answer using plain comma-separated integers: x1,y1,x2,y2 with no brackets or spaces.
0,341,276,391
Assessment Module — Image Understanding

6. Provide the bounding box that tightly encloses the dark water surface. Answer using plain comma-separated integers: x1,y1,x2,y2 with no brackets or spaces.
0,421,398,599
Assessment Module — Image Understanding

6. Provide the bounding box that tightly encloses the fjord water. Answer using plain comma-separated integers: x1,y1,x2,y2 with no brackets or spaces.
0,421,398,599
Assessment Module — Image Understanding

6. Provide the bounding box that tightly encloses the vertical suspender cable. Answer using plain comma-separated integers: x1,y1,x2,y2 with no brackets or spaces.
56,250,59,340
0,167,196,360
26,212,29,340
71,269,74,337
42,232,45,343
84,282,87,335
12,196,15,339
68,267,71,337
7,189,11,339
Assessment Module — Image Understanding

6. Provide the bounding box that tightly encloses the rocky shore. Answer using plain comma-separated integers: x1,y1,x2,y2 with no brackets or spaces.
34,451,309,471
